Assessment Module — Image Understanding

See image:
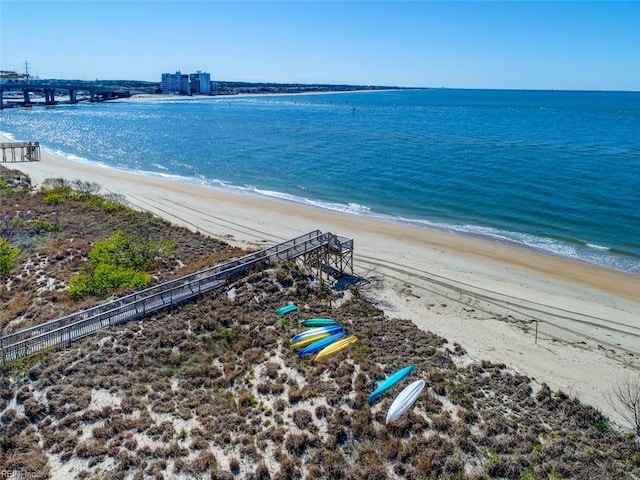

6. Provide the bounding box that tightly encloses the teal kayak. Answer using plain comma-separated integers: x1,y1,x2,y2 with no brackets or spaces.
275,304,297,316
367,365,417,404
298,331,347,357
300,318,339,327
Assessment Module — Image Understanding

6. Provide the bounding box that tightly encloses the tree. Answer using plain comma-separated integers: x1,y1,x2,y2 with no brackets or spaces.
606,373,640,436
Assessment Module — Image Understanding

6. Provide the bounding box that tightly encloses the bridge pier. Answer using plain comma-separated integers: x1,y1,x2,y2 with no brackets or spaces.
22,88,31,104
69,88,77,104
44,88,56,105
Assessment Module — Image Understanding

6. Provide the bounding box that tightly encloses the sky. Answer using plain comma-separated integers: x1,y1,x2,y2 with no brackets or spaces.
1,1,639,91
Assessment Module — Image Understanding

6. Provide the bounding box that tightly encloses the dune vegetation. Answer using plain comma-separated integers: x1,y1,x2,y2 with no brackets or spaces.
0,165,638,479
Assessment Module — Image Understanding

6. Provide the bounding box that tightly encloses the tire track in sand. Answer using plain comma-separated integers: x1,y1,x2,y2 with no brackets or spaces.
126,194,284,245
357,255,640,362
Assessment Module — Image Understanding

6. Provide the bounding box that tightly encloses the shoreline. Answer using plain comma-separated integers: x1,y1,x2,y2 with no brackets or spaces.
5,130,639,277
4,145,640,430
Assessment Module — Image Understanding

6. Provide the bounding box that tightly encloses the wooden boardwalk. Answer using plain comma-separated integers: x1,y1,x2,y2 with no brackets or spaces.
0,230,353,363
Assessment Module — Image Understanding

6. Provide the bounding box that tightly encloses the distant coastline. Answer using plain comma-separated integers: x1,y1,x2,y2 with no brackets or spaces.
0,77,408,108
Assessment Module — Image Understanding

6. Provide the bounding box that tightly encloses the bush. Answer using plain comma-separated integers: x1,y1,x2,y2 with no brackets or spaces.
85,194,126,212
67,231,174,299
43,192,67,205
89,230,175,270
41,178,72,205
68,264,151,299
33,219,63,233
0,237,20,276
71,180,101,198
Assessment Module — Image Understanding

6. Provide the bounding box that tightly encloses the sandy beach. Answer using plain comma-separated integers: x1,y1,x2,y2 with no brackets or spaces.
6,148,640,430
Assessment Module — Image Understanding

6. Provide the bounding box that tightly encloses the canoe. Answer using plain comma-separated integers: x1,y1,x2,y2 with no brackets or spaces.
300,318,339,328
314,335,358,361
367,365,417,404
298,331,347,357
291,332,333,349
275,304,297,316
290,325,344,343
386,379,426,423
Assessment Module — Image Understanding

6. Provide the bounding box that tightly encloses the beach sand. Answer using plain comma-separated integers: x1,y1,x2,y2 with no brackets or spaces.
6,148,640,430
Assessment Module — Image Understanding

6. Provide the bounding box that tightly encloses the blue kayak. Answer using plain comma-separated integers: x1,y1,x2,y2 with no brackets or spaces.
291,324,344,343
367,365,417,404
298,331,347,357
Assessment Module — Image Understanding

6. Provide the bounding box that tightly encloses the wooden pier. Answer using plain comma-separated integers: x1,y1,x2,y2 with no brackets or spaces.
0,141,40,162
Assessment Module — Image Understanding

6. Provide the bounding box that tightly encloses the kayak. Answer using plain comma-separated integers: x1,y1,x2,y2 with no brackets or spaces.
275,304,297,316
315,335,358,361
298,331,347,357
300,318,339,328
367,365,417,404
386,379,426,423
291,325,344,343
291,332,334,349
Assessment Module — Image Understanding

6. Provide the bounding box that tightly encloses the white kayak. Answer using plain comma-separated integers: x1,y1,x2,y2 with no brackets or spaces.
386,379,426,423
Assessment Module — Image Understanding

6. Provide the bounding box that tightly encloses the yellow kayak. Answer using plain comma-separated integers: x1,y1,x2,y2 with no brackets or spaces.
314,335,358,361
291,332,332,349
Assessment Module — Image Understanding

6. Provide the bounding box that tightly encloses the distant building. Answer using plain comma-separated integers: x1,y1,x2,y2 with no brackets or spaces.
0,70,29,82
190,71,211,95
161,71,190,95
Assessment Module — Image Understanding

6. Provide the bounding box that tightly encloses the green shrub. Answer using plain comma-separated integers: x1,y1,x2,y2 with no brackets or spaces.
85,195,125,212
43,192,67,205
0,237,20,276
33,219,63,233
41,178,72,194
41,178,72,205
68,264,151,299
0,434,13,451
67,231,173,299
89,231,175,270
91,263,151,294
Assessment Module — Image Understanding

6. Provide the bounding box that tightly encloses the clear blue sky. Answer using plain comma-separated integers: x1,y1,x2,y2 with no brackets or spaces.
1,1,639,91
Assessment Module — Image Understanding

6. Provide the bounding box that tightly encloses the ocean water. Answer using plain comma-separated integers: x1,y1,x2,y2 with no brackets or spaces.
1,89,639,274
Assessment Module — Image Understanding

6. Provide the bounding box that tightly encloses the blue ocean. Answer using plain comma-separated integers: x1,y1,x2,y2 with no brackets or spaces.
2,89,639,273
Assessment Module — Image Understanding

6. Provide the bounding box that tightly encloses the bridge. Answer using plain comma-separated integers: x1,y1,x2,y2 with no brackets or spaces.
0,79,132,108
0,230,355,363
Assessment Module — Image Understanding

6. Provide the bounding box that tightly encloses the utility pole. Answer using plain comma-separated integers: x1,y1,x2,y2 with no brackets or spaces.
24,60,30,83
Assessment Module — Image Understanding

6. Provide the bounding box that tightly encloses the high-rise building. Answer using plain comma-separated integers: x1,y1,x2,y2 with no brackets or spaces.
161,72,190,95
190,71,211,95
